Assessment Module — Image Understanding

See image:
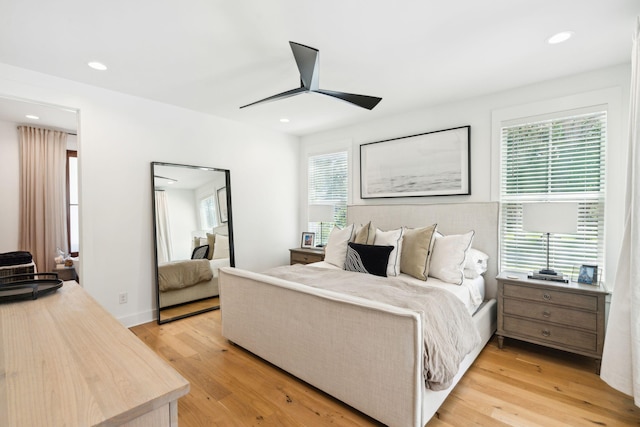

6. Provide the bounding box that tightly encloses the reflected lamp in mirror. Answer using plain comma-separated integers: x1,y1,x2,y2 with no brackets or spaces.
309,204,333,247
522,202,578,277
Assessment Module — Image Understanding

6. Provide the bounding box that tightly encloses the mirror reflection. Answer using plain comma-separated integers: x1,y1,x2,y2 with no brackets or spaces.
151,162,234,324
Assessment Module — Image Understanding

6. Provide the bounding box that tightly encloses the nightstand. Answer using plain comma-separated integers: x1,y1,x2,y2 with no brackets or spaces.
497,272,608,373
54,266,77,281
289,248,325,265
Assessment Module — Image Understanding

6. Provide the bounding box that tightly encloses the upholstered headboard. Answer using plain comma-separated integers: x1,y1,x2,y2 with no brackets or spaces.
347,202,499,299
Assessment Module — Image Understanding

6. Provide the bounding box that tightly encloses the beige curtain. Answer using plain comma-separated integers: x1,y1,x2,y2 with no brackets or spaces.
18,126,68,273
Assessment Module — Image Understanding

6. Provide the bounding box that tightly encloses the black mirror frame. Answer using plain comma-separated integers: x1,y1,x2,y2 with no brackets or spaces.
151,161,235,324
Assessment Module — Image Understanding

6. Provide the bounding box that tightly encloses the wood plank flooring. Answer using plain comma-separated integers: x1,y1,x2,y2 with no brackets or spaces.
130,310,639,426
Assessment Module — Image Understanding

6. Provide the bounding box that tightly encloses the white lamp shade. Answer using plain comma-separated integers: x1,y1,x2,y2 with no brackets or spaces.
308,204,334,222
522,202,578,234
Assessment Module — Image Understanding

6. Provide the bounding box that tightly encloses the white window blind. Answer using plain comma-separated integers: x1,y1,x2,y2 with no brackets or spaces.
308,151,348,244
199,195,218,230
500,110,606,277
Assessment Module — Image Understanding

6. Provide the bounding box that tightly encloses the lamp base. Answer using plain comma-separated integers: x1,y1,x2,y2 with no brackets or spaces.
537,268,558,276
528,272,569,283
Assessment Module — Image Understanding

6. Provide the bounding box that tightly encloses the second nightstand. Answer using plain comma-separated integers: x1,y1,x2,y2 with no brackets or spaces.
497,272,608,373
289,248,325,265
54,266,77,282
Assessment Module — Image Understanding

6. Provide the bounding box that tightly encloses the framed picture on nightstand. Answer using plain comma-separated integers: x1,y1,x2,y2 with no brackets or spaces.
301,232,315,248
575,264,598,285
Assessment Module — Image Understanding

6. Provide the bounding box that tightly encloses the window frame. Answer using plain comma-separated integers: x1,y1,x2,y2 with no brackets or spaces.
306,149,349,245
302,139,353,245
497,107,607,278
66,150,79,257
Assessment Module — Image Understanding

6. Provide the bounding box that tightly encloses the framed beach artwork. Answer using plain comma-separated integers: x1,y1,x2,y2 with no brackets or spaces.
360,126,471,198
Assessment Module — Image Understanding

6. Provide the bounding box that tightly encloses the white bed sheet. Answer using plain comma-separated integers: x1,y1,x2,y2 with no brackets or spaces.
310,261,485,315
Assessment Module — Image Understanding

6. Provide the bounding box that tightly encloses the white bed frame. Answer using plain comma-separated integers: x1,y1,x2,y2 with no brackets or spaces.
219,202,498,427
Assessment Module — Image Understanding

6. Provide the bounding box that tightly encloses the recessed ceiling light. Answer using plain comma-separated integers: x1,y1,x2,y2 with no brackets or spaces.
547,31,574,45
25,114,39,120
280,118,290,123
88,61,108,71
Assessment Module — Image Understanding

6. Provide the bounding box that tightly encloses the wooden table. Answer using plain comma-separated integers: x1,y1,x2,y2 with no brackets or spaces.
0,281,189,426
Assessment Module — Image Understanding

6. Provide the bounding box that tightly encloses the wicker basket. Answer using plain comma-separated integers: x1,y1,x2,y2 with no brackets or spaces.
0,264,35,283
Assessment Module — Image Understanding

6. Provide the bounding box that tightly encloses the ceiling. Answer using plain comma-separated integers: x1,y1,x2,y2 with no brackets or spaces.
0,0,638,136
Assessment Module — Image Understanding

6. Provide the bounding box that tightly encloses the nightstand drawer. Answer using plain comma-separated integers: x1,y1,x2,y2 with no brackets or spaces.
503,283,598,311
290,249,324,265
503,316,597,353
503,298,598,331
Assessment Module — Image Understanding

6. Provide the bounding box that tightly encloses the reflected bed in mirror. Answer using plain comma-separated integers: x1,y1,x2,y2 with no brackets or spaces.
151,162,234,324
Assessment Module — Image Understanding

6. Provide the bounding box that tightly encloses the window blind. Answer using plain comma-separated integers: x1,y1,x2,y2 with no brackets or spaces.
500,110,606,277
308,151,348,241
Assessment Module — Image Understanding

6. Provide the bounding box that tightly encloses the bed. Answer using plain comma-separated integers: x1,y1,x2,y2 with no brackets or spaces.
158,232,231,309
158,258,228,308
219,202,498,427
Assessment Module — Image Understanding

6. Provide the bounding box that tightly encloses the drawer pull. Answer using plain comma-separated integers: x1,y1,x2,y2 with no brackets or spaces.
541,329,551,337
303,256,309,260
542,311,551,318
542,293,551,301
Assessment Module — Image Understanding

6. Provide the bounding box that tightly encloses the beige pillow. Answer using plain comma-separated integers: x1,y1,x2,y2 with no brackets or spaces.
400,224,437,281
193,236,207,249
353,221,375,245
212,234,230,260
206,233,216,260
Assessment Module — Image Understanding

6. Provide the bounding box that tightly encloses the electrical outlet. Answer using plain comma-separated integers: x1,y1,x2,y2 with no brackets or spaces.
118,292,128,304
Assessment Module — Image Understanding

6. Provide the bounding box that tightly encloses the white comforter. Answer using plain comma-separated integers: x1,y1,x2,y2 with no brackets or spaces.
263,264,481,390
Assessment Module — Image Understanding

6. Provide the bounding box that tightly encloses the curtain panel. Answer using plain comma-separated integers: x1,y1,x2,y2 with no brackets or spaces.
18,126,68,273
154,190,172,263
600,17,640,407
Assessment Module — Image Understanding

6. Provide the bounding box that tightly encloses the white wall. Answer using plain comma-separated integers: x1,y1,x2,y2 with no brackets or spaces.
0,62,299,326
301,64,631,288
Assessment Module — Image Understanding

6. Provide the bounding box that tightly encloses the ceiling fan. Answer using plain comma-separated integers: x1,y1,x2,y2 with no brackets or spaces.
240,41,382,111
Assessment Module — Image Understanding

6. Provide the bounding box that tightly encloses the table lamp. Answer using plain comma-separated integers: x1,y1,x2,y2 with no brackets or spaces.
522,202,578,278
308,204,333,247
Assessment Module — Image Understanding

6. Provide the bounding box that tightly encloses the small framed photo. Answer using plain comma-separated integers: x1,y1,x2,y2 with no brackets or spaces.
577,264,598,285
301,232,315,249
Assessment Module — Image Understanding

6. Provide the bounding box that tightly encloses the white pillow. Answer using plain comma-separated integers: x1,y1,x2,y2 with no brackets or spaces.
212,234,230,260
463,248,489,279
429,231,475,285
373,228,404,277
324,224,355,268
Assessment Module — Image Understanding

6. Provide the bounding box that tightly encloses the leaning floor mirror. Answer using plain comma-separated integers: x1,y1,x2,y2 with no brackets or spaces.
151,162,234,324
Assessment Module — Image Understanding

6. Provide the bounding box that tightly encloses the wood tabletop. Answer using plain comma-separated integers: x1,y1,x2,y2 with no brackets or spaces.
0,281,189,427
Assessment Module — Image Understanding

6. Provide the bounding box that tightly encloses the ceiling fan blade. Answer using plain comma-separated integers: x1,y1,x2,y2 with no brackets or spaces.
314,89,382,110
240,41,382,110
289,41,319,90
239,87,307,109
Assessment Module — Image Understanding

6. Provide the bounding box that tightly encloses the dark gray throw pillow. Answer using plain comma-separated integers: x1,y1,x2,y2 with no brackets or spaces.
345,243,394,277
191,244,209,259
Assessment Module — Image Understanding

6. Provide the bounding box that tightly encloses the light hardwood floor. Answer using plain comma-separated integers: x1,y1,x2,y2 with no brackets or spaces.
131,310,639,426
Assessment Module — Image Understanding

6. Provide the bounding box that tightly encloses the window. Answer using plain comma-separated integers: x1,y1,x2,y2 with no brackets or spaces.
308,150,348,245
66,150,79,256
199,194,218,230
499,109,606,276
